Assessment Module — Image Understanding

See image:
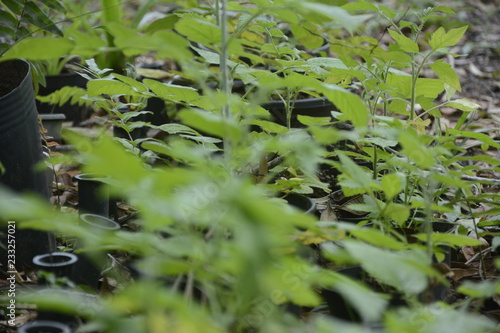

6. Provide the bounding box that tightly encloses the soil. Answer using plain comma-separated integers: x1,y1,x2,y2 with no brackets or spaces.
0,60,27,97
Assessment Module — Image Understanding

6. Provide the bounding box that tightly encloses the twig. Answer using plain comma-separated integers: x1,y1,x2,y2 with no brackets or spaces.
464,247,492,266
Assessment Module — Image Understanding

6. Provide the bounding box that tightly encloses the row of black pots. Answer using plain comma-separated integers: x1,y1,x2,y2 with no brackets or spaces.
33,214,119,289
0,60,56,270
23,214,120,331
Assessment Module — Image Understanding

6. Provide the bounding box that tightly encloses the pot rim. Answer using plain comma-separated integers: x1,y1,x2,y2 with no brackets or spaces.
33,252,78,267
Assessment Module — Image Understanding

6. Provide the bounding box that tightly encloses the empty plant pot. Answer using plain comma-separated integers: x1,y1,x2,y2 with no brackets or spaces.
18,320,72,333
36,71,89,125
0,59,55,269
75,173,110,217
74,214,120,289
33,252,78,284
262,97,336,128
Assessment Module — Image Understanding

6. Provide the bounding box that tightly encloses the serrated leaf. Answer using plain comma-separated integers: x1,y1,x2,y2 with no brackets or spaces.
388,29,419,53
343,241,432,294
177,109,242,141
381,173,404,199
155,123,200,136
429,59,461,91
445,99,481,112
447,128,500,149
269,28,286,38
429,25,468,50
341,1,378,11
144,79,199,103
87,79,142,97
112,74,148,93
320,84,369,128
145,15,179,33
175,18,221,46
399,130,434,169
416,78,444,98
415,233,486,247
2,37,73,60
385,202,410,226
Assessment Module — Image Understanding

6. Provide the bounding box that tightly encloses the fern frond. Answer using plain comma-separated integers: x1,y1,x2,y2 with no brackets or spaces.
36,86,92,107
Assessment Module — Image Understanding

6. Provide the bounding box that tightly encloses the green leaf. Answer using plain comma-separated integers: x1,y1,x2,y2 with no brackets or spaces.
429,60,461,91
1,37,73,60
320,84,369,128
87,79,143,97
113,74,148,93
154,123,200,136
399,130,434,169
175,18,221,46
416,78,444,98
342,1,378,11
429,26,468,50
385,203,410,226
296,1,373,34
343,241,432,294
415,233,486,247
388,29,419,53
350,228,407,250
447,128,500,149
42,0,66,13
144,79,199,103
458,280,500,299
325,271,388,322
0,8,17,27
24,2,63,36
445,99,481,112
145,15,179,33
381,173,404,199
177,109,242,141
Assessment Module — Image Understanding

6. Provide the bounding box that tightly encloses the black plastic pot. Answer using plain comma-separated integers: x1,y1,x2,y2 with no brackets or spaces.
112,107,147,140
36,72,88,125
74,214,120,289
262,97,336,128
18,320,72,333
322,266,406,322
0,59,55,269
283,192,316,215
75,173,110,217
329,190,369,223
40,113,66,142
33,252,78,283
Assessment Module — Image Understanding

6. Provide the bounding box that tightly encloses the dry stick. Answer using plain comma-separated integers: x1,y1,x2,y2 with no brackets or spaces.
464,247,492,266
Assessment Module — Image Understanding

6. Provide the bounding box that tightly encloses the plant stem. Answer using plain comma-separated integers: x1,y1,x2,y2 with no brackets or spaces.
218,0,232,157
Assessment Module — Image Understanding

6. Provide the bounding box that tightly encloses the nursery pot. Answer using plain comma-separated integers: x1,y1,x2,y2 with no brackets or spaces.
75,173,110,217
33,252,78,283
40,113,66,142
74,214,120,289
36,71,88,125
262,97,335,128
112,107,147,140
283,192,316,215
0,59,55,269
322,266,406,322
329,190,369,223
18,320,72,333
